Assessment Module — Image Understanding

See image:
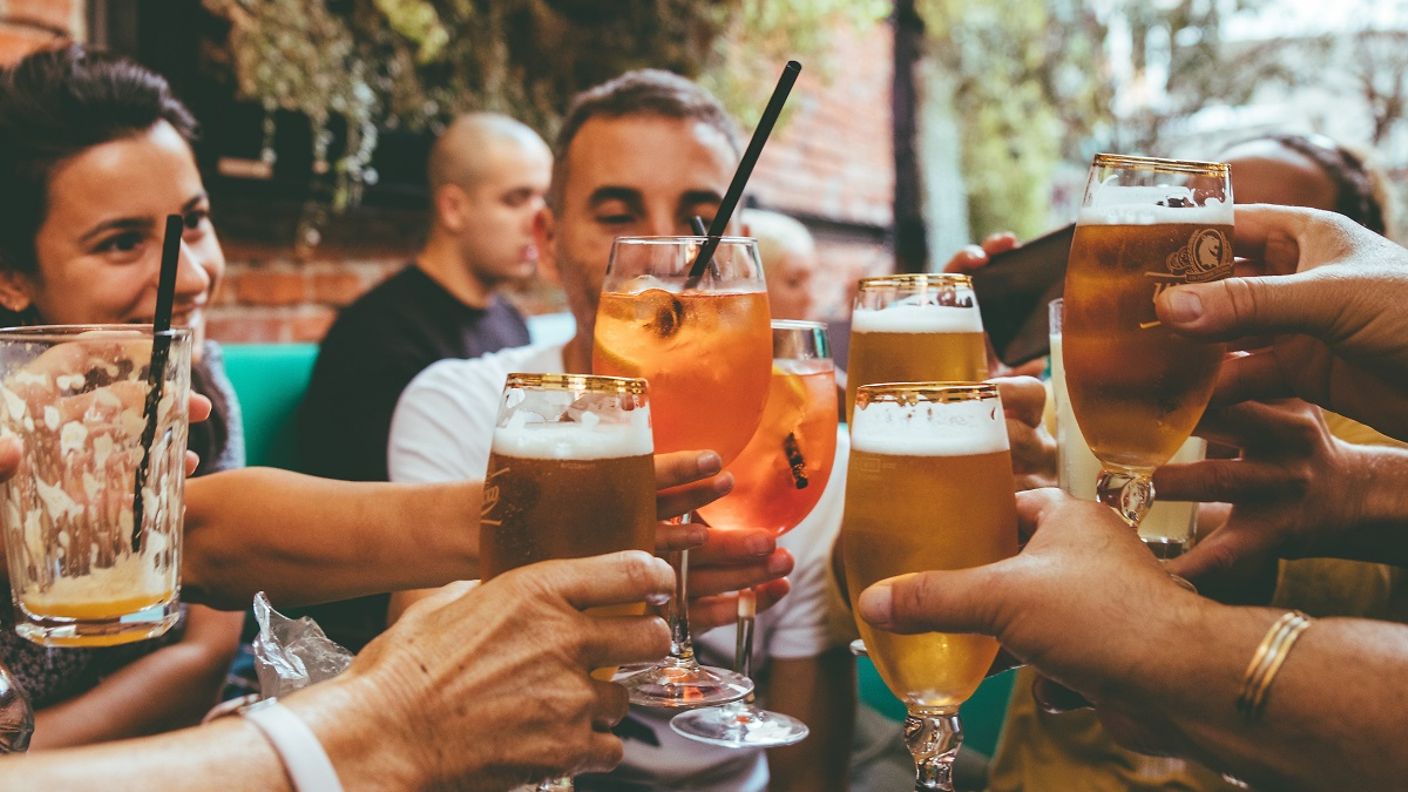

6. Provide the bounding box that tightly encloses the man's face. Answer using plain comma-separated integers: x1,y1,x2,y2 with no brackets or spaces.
540,115,737,335
452,137,553,284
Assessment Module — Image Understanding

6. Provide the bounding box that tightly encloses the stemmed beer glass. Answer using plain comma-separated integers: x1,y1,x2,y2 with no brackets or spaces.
1062,154,1233,527
593,236,773,708
671,319,838,747
842,383,1019,791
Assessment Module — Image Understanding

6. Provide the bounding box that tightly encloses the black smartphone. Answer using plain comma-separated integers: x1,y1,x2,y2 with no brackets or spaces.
969,223,1075,367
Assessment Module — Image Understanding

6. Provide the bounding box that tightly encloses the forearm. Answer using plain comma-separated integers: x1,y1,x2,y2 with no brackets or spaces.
1335,443,1408,565
766,650,854,791
183,468,480,609
31,608,241,748
1114,599,1408,789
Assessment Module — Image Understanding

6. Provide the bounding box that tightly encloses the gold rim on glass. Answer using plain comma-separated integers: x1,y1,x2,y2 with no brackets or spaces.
1091,153,1229,177
856,273,973,293
505,372,648,395
855,381,996,409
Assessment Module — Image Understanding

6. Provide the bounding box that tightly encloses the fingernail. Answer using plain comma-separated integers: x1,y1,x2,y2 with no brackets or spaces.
697,452,722,475
964,244,985,260
646,592,671,607
714,472,734,494
858,584,892,626
767,552,791,574
747,533,773,556
1161,288,1203,323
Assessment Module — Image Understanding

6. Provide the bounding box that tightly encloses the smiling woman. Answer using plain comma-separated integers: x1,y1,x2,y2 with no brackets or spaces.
0,44,244,751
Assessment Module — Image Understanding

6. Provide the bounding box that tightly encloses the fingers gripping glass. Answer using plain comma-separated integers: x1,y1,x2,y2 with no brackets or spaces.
671,320,837,747
1062,154,1232,528
593,236,772,708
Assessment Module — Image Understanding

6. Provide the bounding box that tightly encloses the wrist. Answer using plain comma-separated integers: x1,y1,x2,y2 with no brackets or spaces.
281,676,423,792
1337,443,1408,563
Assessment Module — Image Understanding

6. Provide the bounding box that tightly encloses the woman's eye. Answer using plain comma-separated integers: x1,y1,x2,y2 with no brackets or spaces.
96,232,145,255
183,209,211,231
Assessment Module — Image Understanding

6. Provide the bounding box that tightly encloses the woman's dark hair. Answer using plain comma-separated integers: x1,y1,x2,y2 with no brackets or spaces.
0,44,230,474
1256,134,1390,237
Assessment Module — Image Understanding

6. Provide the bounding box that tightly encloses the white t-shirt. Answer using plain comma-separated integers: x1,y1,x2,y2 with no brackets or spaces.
388,342,852,791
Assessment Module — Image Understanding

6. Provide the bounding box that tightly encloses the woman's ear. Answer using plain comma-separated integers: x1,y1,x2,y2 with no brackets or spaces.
0,272,34,314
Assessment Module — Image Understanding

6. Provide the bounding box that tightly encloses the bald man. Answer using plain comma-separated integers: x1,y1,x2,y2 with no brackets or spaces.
295,113,551,650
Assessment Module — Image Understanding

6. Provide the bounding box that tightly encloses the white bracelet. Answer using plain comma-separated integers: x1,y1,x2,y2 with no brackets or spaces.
242,699,346,792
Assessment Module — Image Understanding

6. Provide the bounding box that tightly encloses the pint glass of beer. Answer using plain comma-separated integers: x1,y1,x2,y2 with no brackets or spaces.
1063,154,1232,527
480,373,657,792
846,274,988,421
843,383,1018,791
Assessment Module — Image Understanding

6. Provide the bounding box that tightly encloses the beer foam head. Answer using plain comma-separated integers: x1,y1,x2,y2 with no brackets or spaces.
1081,184,1233,226
852,303,983,334
493,411,653,460
851,392,1010,456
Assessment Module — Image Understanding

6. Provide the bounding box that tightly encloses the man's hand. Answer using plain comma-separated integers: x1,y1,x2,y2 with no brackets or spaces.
992,376,1057,491
1155,204,1408,441
322,551,674,789
653,450,793,630
856,489,1198,713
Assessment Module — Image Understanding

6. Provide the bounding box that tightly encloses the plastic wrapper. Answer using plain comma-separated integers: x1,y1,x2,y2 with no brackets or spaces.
251,591,353,698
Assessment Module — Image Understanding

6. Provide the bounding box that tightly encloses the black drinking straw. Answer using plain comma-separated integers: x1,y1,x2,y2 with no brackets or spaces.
686,60,801,285
130,214,183,551
690,215,708,236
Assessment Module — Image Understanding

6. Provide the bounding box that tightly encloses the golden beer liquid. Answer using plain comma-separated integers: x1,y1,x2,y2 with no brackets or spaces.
1064,222,1230,471
842,448,1018,708
844,331,988,422
481,450,655,680
594,290,771,463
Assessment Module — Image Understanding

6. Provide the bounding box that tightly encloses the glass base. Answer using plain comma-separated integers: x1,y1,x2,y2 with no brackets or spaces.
620,657,753,709
14,599,180,647
670,702,810,748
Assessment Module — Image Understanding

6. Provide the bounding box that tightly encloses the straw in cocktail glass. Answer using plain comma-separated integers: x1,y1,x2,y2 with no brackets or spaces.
130,214,183,552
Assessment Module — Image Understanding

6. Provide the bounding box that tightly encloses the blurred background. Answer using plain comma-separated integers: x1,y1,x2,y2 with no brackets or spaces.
1,0,1404,342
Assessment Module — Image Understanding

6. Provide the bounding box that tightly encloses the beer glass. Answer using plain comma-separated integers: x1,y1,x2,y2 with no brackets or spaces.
846,274,988,421
0,326,191,647
480,373,657,792
1050,299,1206,557
593,236,771,708
1063,154,1232,527
672,319,837,747
843,383,1018,791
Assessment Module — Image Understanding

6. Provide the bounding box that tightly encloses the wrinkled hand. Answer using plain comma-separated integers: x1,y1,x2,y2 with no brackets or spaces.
653,450,792,630
856,488,1202,756
992,376,1056,491
1155,204,1408,441
328,551,674,789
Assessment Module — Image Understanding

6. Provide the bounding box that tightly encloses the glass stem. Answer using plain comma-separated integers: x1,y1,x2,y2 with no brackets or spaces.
665,515,697,664
905,707,962,791
1096,467,1155,528
733,587,757,706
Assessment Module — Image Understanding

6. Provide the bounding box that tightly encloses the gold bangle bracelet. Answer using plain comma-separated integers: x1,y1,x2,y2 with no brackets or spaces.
1237,610,1313,720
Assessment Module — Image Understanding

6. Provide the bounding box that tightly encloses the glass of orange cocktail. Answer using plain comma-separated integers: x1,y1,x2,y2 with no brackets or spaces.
672,319,837,746
594,236,772,708
0,326,190,647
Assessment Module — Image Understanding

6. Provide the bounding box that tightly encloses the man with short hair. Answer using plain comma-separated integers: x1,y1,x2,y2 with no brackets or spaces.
296,113,551,651
387,70,854,792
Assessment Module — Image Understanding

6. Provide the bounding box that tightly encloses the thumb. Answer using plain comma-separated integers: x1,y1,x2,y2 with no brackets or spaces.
1154,272,1330,341
858,565,1006,636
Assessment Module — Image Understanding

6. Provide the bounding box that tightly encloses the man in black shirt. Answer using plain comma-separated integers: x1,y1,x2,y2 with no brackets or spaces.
296,112,551,649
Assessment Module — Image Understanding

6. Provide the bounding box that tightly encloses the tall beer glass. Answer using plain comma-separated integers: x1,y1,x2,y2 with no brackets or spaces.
1064,154,1232,527
480,373,656,792
673,319,837,747
843,383,1018,791
846,274,988,421
594,236,771,708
